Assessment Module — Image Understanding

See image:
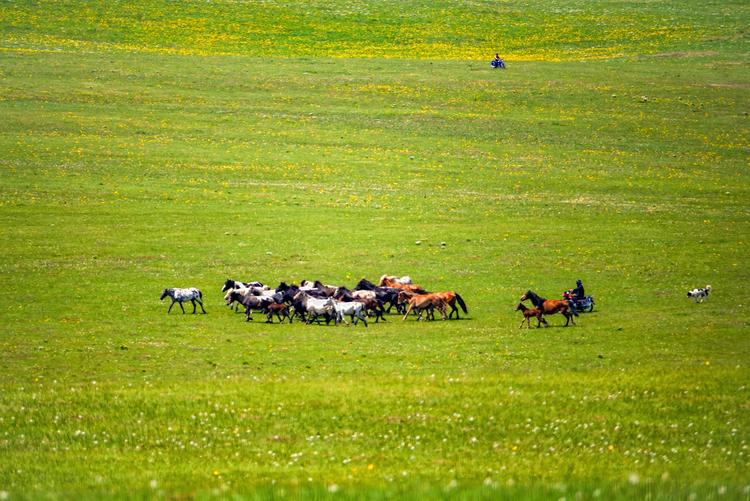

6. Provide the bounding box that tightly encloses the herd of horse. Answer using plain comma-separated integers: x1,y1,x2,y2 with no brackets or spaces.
161,275,581,328
217,275,468,326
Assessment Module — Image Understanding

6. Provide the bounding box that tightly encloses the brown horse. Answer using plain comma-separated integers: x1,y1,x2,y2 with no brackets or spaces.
379,275,428,294
399,291,447,321
520,290,577,326
515,303,548,329
436,292,468,319
264,303,292,324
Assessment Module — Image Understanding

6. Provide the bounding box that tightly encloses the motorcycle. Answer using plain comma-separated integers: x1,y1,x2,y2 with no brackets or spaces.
562,290,595,312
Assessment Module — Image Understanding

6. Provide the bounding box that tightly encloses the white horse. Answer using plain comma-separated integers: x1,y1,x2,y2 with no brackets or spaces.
294,291,335,325
332,300,368,327
382,275,413,285
160,288,206,314
351,290,376,299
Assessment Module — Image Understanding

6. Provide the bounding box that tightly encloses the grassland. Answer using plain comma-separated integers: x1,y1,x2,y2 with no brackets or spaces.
1,0,749,499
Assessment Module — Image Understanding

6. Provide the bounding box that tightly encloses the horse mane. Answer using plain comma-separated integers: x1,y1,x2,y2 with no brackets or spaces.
524,290,547,305
356,279,376,290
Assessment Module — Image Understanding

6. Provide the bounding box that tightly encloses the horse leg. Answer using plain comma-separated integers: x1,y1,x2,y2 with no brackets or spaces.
402,304,415,321
519,317,526,329
359,310,368,327
196,298,207,313
447,300,458,319
179,301,186,314
191,299,197,314
167,300,175,313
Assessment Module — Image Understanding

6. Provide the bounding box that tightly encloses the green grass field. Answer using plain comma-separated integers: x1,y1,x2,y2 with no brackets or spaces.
1,0,749,499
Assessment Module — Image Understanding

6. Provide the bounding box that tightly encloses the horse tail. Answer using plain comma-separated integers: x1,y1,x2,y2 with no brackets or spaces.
198,289,203,300
455,293,468,314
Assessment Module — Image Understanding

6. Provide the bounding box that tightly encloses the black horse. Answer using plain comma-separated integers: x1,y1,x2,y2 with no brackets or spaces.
355,279,404,313
221,279,263,292
225,291,272,322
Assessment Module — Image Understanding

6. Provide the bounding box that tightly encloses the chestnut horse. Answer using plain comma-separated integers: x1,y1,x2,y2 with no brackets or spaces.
437,291,468,319
379,275,428,294
399,291,447,321
515,303,548,329
520,290,577,326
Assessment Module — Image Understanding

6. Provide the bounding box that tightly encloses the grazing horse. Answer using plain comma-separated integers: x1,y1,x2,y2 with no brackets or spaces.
399,291,448,321
515,303,548,329
379,275,428,294
160,288,206,314
436,291,468,319
520,290,577,326
226,291,272,322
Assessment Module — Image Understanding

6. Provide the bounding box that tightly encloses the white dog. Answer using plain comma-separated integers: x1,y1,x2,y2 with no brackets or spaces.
687,285,711,303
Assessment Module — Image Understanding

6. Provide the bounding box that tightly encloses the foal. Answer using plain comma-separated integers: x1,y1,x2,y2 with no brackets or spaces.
263,303,292,324
515,303,548,329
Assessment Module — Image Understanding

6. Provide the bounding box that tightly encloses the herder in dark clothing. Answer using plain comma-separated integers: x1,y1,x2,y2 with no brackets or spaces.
571,279,585,300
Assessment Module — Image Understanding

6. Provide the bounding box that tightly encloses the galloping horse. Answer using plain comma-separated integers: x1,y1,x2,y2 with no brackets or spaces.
515,303,548,329
399,291,448,321
293,291,336,325
379,275,428,294
436,291,468,319
520,290,577,327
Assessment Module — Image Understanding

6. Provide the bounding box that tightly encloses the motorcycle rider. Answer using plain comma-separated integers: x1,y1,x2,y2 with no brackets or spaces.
566,279,585,313
571,279,585,300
